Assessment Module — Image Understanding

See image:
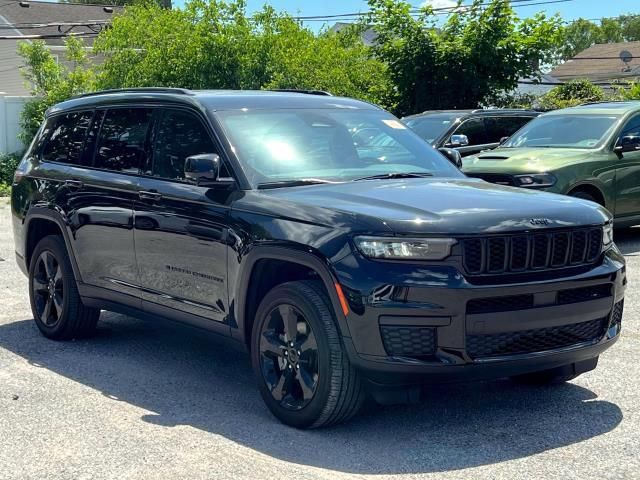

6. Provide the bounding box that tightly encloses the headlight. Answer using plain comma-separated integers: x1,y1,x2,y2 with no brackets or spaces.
354,236,457,260
603,223,613,249
514,173,556,188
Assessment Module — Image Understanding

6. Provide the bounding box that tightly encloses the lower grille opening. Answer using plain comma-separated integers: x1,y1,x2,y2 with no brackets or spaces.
466,318,607,359
610,300,624,327
467,284,612,315
381,325,436,358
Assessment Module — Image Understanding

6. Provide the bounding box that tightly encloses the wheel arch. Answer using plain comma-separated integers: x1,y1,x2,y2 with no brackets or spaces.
567,182,608,208
233,246,351,348
24,207,82,282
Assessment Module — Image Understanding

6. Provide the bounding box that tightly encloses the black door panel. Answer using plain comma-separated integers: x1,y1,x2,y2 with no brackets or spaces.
134,180,230,321
134,108,231,322
64,167,140,300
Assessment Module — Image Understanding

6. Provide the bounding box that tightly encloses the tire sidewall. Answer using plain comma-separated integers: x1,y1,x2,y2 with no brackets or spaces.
28,236,72,338
251,283,336,429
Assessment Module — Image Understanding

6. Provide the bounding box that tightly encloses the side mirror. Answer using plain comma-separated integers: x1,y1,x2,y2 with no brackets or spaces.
499,136,510,145
446,134,469,148
614,135,640,155
438,147,462,169
184,153,233,187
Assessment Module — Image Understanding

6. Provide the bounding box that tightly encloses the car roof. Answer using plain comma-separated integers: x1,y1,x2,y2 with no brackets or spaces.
48,88,380,116
403,109,539,120
545,101,640,116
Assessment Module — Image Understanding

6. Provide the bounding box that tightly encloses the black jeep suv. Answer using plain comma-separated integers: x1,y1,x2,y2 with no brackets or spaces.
11,89,625,428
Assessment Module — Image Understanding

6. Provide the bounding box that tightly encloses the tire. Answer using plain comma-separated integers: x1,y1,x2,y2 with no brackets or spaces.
569,190,599,204
251,280,365,429
28,235,100,340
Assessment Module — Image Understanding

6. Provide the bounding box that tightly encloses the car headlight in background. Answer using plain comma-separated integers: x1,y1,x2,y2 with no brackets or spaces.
514,173,556,188
603,223,614,249
354,236,457,260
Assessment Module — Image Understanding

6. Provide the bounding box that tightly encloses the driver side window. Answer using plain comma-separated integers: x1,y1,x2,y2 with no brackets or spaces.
451,118,488,146
151,109,223,181
619,115,640,140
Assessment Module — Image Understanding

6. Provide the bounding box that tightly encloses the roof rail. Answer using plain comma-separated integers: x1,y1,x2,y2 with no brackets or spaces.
578,100,637,106
269,89,333,96
72,87,193,99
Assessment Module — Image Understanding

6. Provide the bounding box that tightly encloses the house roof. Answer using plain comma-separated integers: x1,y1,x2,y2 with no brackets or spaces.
0,0,122,47
0,1,122,95
550,41,640,82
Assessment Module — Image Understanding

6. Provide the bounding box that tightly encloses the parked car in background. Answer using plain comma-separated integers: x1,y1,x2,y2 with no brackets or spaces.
463,101,640,226
11,89,624,429
402,109,540,157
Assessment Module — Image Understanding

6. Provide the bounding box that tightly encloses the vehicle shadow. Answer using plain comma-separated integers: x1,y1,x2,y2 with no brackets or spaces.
0,314,623,475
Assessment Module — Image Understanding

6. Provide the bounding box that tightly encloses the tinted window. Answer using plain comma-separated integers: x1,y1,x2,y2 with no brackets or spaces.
403,113,460,143
485,116,534,143
41,111,93,164
150,109,217,181
451,118,487,145
619,115,640,138
94,108,153,173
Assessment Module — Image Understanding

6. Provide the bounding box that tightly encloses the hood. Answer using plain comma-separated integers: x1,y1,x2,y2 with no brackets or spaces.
256,178,610,235
462,147,597,174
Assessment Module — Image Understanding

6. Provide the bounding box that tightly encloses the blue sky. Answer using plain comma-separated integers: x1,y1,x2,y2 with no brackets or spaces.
174,0,639,26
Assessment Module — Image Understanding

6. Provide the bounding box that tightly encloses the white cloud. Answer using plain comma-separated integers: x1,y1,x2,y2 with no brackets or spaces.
421,0,458,9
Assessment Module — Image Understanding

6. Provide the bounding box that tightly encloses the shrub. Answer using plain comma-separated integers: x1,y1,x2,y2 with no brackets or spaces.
0,153,21,185
538,79,605,110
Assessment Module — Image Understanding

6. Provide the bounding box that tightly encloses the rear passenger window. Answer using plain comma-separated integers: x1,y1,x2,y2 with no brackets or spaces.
150,109,218,181
485,116,533,143
94,108,153,173
41,111,93,164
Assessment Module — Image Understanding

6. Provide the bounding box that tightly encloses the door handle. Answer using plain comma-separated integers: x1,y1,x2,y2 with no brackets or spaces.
139,190,162,201
64,179,84,189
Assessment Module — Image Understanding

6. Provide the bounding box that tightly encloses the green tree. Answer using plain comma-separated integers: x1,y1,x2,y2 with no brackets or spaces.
559,14,640,61
93,1,391,105
366,0,562,115
18,37,96,142
538,79,605,110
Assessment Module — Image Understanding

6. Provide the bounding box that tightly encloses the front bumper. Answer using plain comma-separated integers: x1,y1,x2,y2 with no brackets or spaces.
334,246,625,386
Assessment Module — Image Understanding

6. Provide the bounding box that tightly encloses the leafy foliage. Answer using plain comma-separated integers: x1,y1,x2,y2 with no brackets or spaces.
537,79,605,110
93,1,391,105
18,38,96,143
0,153,21,196
366,0,563,116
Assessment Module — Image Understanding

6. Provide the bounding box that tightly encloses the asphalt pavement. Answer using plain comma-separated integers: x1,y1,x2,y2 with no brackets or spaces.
1,201,638,480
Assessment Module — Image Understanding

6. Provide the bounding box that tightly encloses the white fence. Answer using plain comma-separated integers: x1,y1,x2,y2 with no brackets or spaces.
0,95,29,155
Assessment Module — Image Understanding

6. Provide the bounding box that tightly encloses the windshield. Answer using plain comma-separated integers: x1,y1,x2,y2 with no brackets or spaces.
216,108,463,186
503,114,620,149
402,113,461,143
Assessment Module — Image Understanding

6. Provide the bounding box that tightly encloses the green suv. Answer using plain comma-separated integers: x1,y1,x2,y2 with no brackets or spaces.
463,101,640,226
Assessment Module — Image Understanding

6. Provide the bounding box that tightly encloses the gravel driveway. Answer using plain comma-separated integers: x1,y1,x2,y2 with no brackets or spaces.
1,202,638,480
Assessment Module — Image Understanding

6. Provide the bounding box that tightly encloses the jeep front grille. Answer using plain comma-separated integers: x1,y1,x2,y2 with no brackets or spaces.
461,228,603,276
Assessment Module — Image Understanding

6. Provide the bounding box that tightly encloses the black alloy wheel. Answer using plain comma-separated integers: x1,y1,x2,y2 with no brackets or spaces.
251,280,365,429
29,235,100,340
259,303,319,410
32,250,64,328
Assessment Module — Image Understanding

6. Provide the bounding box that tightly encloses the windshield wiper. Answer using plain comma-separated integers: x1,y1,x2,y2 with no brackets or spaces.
257,178,334,190
353,172,434,181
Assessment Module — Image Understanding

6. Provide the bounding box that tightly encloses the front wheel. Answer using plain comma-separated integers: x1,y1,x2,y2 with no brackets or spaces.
251,280,364,429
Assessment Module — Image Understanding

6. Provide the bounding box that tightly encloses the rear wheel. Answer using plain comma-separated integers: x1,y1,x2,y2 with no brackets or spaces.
251,280,364,428
29,235,100,340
